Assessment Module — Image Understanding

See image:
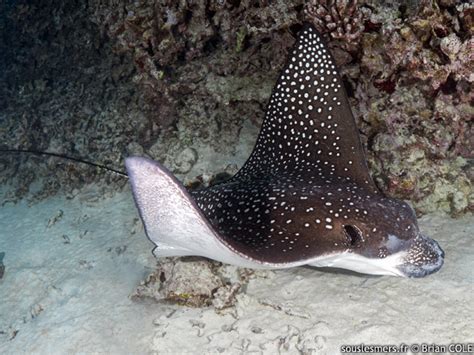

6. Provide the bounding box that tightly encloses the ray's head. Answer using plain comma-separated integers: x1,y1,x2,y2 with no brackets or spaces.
305,186,445,278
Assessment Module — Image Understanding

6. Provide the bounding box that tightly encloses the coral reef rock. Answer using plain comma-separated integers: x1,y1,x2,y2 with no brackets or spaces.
131,258,244,308
0,0,471,215
305,0,365,51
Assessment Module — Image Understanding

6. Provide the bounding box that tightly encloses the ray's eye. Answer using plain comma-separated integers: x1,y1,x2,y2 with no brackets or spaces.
343,225,362,247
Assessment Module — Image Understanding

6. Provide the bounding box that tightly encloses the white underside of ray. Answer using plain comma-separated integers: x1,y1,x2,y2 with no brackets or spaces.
125,157,261,268
307,250,408,277
125,157,409,277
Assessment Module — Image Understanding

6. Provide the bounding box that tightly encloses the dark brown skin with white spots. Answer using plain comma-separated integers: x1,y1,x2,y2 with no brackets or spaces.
194,178,416,263
190,23,444,277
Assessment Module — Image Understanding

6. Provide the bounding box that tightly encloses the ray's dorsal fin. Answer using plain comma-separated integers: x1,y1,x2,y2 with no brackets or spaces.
235,23,376,190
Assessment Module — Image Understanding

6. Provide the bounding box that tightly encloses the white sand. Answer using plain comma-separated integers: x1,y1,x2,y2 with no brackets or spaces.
0,185,472,354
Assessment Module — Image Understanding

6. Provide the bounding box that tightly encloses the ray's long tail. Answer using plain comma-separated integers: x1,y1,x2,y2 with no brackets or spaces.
0,149,128,177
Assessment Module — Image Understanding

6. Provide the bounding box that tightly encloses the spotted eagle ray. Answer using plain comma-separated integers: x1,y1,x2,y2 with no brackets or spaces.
125,23,444,278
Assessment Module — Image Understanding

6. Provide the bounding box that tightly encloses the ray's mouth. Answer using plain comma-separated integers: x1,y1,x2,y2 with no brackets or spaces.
396,234,445,278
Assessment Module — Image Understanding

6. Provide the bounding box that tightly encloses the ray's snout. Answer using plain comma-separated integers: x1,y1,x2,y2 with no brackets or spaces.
397,234,445,278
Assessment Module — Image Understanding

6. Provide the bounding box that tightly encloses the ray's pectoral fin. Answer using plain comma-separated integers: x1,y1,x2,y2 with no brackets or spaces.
125,157,260,267
235,23,377,191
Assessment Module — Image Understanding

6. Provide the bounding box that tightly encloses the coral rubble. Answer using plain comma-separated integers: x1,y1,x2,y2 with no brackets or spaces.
130,257,246,309
0,252,5,280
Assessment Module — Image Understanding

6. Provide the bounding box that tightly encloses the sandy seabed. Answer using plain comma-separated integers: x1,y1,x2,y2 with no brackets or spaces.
0,185,472,354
